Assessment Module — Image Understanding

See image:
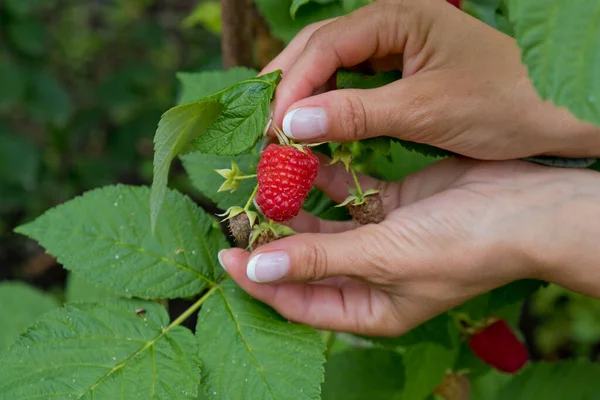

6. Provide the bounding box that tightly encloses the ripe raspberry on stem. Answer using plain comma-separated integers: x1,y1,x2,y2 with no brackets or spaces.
466,317,529,374
255,126,319,222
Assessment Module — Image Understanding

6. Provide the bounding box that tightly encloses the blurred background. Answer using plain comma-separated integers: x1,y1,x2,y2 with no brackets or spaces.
0,0,222,283
1,0,600,364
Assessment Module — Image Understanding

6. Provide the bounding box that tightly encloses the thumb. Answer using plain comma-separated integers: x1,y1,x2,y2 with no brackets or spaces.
245,224,396,284
280,81,427,143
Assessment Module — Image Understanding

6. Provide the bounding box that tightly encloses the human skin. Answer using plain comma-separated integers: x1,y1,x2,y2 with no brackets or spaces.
266,0,600,159
218,0,600,336
220,158,600,336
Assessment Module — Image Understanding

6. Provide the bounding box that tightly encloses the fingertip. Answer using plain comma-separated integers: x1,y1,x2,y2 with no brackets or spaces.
218,248,248,273
217,249,226,270
282,108,298,139
246,254,260,282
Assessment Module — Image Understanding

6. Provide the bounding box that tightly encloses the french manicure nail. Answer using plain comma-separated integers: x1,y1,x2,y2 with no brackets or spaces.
217,250,227,271
282,107,328,139
246,251,290,283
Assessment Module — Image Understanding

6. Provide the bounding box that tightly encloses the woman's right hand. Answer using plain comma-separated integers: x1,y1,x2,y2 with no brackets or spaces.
262,0,600,159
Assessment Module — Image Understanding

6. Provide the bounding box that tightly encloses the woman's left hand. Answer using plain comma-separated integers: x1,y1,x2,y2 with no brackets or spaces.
219,157,600,336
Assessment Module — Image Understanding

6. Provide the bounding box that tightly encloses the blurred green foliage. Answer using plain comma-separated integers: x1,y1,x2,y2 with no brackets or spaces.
530,284,600,360
0,0,220,235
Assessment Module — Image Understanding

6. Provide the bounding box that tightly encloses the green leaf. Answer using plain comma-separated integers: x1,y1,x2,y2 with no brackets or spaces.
470,369,514,400
290,0,312,18
391,138,455,158
66,273,121,303
370,140,439,181
457,280,545,322
303,189,337,216
181,1,222,34
341,0,372,13
399,320,460,400
0,299,200,399
16,185,228,299
359,137,393,155
336,69,401,90
0,282,59,350
495,0,514,37
302,188,353,221
487,280,546,312
497,361,600,400
176,67,258,105
508,0,600,126
289,0,337,18
256,0,345,43
181,147,260,211
461,0,501,28
195,388,209,400
192,70,282,156
322,348,405,399
0,58,26,110
196,280,326,400
0,128,40,190
362,313,457,349
150,99,224,230
452,340,492,380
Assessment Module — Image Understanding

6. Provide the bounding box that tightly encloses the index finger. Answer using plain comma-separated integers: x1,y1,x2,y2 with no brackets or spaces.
259,18,337,77
220,248,400,335
271,1,418,125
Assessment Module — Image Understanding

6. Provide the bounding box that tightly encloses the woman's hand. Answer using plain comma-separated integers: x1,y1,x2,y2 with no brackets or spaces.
262,0,600,159
219,158,600,336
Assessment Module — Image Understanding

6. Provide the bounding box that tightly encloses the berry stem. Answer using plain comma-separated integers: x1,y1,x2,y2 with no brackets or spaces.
244,183,260,211
234,174,257,180
273,125,291,146
168,285,219,328
350,167,363,197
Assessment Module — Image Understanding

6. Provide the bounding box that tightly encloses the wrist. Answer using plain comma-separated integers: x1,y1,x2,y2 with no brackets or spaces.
528,171,600,294
526,98,600,158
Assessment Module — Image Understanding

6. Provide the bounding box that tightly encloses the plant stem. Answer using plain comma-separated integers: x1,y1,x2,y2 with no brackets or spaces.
244,183,260,210
220,0,255,68
350,167,363,197
234,174,257,180
168,285,219,328
323,331,337,359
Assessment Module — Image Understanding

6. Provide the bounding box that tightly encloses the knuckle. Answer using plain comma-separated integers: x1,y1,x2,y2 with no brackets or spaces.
300,21,325,38
397,88,438,138
305,25,330,52
352,225,396,283
340,91,368,141
302,241,329,281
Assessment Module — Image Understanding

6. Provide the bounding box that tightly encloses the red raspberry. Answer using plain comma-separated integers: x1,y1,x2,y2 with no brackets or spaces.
446,0,461,8
468,319,529,374
256,144,319,222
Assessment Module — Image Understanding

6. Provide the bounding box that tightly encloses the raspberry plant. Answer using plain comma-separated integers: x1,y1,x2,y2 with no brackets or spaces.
2,0,600,399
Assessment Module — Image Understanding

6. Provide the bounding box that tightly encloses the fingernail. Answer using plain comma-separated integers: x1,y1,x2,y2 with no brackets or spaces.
217,250,227,271
247,251,290,283
282,107,328,139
